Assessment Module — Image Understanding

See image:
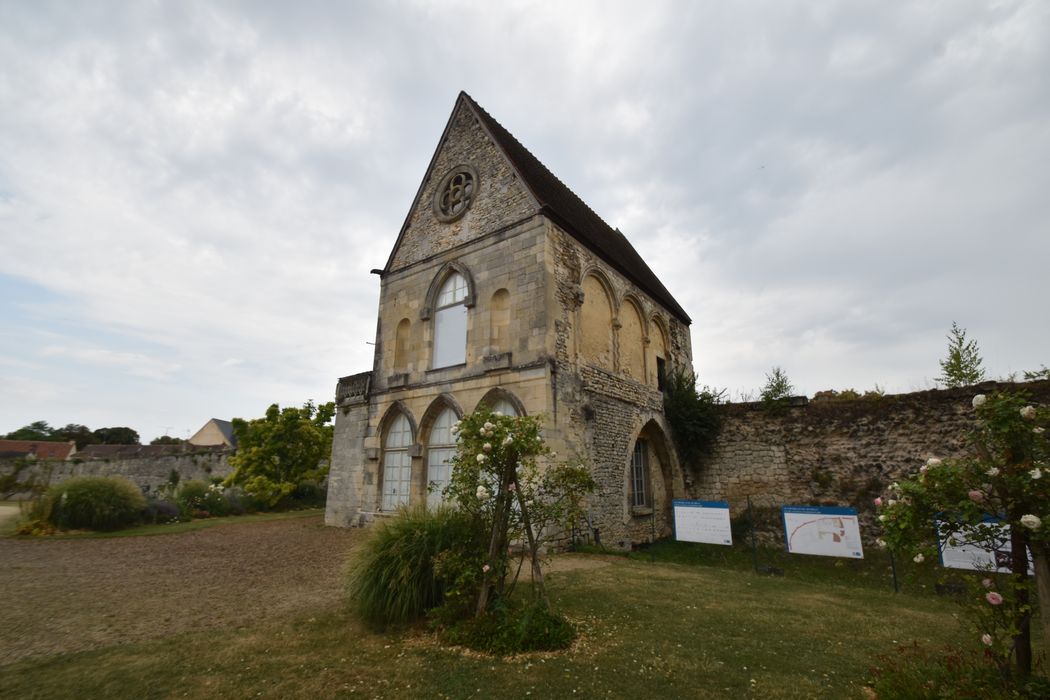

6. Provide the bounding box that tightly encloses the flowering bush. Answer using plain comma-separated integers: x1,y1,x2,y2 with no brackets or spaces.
877,391,1049,678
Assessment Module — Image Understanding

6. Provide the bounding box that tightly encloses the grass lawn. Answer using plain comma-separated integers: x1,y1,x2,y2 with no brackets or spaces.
1,543,997,700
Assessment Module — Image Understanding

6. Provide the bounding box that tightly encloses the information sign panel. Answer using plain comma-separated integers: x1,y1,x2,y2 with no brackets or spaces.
937,518,1033,574
673,500,732,545
782,505,864,559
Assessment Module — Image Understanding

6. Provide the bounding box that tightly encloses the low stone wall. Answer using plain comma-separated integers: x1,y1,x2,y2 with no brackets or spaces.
689,380,1050,545
1,450,233,498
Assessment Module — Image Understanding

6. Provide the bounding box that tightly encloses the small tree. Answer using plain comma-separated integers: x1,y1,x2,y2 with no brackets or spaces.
938,321,985,388
760,366,794,405
225,401,335,507
878,391,1049,678
444,407,594,617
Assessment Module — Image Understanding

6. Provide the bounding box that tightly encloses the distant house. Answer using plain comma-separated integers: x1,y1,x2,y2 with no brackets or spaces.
188,419,237,448
0,439,76,461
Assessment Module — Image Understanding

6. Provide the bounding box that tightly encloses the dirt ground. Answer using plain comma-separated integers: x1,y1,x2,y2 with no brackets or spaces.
0,515,360,664
1,515,611,665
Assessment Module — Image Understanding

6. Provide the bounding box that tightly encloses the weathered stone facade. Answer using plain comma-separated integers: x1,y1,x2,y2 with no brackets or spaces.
690,380,1050,544
326,93,693,546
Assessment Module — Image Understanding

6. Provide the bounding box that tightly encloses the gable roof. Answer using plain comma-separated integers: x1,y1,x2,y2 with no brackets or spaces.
0,439,76,460
188,418,237,448
384,92,691,324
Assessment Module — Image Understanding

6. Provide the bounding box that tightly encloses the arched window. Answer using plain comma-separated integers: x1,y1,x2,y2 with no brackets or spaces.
433,272,468,368
630,438,650,508
394,318,411,370
489,288,510,353
426,407,458,508
620,300,645,381
651,322,669,390
382,413,413,511
580,274,613,370
490,397,519,417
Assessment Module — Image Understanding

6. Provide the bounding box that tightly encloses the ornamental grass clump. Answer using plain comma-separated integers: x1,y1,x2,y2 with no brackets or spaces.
45,476,147,531
347,505,481,627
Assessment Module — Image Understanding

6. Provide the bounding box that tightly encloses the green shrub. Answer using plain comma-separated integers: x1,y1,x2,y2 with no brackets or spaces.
662,367,724,471
438,599,576,655
46,476,147,531
291,479,327,507
176,480,229,516
347,505,483,627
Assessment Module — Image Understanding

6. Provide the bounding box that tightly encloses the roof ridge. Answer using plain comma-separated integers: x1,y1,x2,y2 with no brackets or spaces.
460,92,691,324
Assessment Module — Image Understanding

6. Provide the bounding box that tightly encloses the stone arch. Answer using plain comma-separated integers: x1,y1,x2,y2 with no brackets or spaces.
377,402,418,511
420,260,477,321
489,288,511,354
649,315,671,388
418,393,464,441
618,296,646,382
393,318,411,370
579,271,615,370
476,387,527,417
624,416,681,539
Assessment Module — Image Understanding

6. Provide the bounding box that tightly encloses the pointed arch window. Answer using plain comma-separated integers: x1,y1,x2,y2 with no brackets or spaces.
426,407,458,508
433,272,468,368
490,398,520,417
382,413,413,511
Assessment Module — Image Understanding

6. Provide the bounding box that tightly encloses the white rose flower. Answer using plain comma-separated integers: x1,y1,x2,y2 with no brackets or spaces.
913,553,924,564
476,453,487,463
493,411,503,417
875,538,887,549
878,514,887,522
972,394,987,409
476,485,490,501
1020,514,1042,530
986,467,1000,477
889,482,901,493
1020,406,1036,420
1029,468,1042,480
926,457,942,468
888,499,897,507
1035,427,1045,435
484,421,495,430
502,435,513,447
450,421,460,434
483,443,492,453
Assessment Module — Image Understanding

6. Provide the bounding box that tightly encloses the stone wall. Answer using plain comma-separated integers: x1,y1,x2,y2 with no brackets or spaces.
689,380,1050,544
2,450,232,498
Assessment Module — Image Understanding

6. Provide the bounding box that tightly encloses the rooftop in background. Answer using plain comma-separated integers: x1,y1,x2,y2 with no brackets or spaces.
0,439,76,461
188,418,237,448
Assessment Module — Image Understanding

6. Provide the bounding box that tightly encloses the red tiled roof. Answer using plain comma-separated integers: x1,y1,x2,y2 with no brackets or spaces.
0,439,76,460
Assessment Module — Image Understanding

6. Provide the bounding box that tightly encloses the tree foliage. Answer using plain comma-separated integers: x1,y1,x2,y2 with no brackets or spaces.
443,407,595,618
938,321,986,388
877,391,1049,678
662,367,724,470
92,426,141,445
150,435,185,445
760,366,794,406
4,421,55,441
225,401,335,507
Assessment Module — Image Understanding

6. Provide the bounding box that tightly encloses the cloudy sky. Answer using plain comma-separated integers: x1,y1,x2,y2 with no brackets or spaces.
1,1,1047,442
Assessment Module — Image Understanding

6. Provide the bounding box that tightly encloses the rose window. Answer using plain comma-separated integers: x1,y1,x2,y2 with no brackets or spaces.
433,165,479,222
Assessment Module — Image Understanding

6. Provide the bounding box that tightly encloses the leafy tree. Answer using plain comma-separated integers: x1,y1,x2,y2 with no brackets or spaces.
150,435,185,445
760,366,794,405
662,367,724,470
1023,365,1050,382
225,401,335,507
938,321,986,388
444,407,595,617
92,426,141,445
878,391,1049,678
5,421,55,441
54,424,98,450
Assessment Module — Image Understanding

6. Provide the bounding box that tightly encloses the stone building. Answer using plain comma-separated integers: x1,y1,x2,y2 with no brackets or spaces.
326,93,694,547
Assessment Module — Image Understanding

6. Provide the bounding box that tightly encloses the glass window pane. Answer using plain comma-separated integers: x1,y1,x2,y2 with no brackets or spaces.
433,305,467,367
491,398,519,417
437,273,467,307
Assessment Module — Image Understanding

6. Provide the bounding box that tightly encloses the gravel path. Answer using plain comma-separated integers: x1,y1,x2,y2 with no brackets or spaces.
0,515,360,664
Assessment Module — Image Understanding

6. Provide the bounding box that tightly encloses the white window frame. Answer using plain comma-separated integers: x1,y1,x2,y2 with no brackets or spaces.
426,408,458,508
433,273,468,368
382,414,413,511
